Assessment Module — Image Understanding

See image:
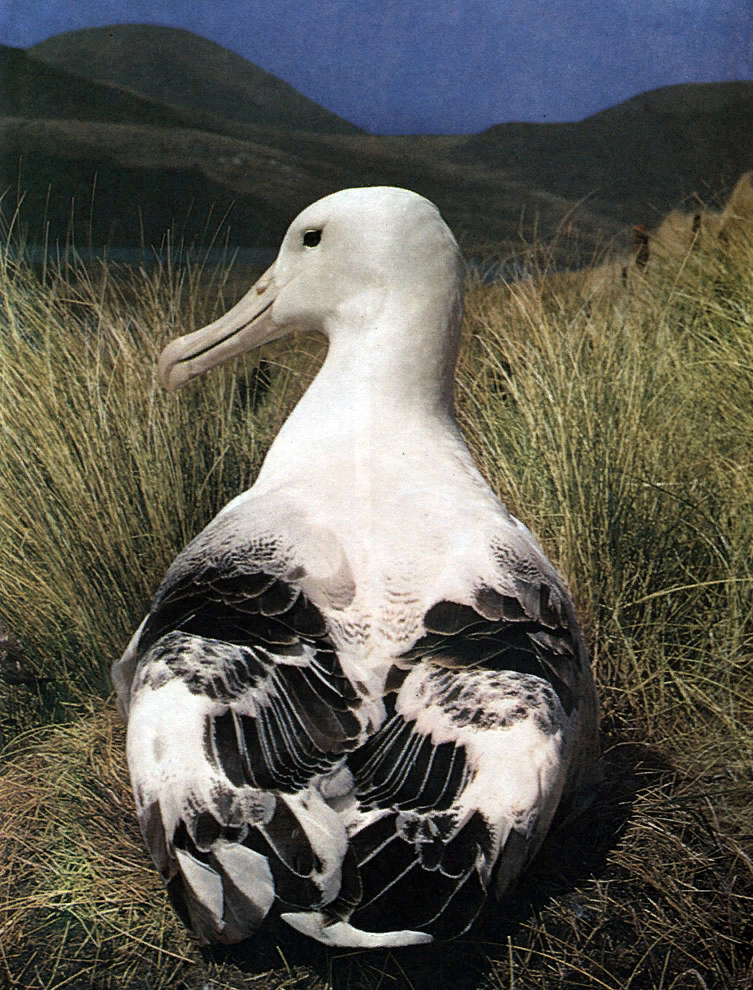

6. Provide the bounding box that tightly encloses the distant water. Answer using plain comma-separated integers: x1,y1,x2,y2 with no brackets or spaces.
7,244,536,285
5,244,278,268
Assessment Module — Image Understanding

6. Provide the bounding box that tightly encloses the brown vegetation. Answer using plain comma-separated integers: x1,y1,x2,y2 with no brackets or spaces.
510,171,753,324
637,171,753,265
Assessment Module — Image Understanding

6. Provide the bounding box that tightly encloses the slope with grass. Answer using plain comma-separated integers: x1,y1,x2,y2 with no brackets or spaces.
6,25,753,265
28,25,363,135
458,81,753,227
0,44,200,129
1,199,752,986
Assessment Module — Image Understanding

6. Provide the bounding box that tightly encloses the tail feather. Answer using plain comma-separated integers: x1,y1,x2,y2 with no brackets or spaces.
281,912,432,947
347,809,492,939
166,835,280,944
173,847,224,943
210,842,276,941
142,785,349,942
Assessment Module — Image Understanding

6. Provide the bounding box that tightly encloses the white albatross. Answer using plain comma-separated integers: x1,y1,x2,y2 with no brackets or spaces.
112,186,599,948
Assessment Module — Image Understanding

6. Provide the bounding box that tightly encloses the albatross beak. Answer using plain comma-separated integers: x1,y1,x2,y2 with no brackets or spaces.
158,263,285,391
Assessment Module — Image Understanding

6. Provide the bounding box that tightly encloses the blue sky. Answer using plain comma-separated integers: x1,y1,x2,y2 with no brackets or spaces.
2,0,751,134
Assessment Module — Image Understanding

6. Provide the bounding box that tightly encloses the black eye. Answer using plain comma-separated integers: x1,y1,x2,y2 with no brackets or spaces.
303,229,322,248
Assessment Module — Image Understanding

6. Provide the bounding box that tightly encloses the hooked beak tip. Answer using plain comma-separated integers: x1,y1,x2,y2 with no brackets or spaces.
155,260,282,392
156,342,180,392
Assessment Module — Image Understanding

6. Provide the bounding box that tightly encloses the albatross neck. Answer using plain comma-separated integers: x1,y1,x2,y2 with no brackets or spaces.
254,288,466,493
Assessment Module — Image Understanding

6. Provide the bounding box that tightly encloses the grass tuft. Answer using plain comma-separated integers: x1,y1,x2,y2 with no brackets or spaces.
0,239,320,739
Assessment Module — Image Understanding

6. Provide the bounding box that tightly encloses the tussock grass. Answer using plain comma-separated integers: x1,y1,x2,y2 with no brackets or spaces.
0,239,320,737
458,246,753,737
0,705,195,988
1,215,752,988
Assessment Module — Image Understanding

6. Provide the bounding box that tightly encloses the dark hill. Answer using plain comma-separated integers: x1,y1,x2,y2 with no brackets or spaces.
3,24,751,265
28,25,362,135
457,82,753,226
0,44,202,129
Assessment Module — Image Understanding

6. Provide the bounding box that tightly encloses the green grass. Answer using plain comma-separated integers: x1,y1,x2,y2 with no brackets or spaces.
1,215,752,989
0,236,319,736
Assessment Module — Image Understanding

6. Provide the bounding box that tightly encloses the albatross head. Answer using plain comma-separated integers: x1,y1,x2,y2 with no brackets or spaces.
158,187,464,392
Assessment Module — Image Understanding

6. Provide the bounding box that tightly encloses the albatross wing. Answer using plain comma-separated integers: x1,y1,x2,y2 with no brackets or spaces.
118,509,596,945
120,521,369,943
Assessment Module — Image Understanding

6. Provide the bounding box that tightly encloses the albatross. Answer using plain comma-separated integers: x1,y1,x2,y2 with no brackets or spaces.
112,186,599,948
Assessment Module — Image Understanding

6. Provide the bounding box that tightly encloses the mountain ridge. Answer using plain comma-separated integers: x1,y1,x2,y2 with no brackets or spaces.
2,25,751,262
27,25,363,135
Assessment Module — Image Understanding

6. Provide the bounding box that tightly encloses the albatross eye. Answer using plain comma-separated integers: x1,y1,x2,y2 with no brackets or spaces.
302,229,322,248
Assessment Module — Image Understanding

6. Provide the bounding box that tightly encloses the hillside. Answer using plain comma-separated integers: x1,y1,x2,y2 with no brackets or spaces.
28,25,362,135
0,45,200,129
458,81,753,227
2,25,751,263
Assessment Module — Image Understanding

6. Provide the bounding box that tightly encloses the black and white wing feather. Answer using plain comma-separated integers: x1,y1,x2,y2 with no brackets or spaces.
283,567,597,945
119,536,369,944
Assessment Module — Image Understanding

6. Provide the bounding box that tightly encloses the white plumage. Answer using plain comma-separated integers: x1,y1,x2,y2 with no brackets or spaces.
112,186,599,948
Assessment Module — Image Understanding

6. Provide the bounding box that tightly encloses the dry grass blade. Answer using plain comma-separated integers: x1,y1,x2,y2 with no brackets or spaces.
0,705,197,988
0,241,320,740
